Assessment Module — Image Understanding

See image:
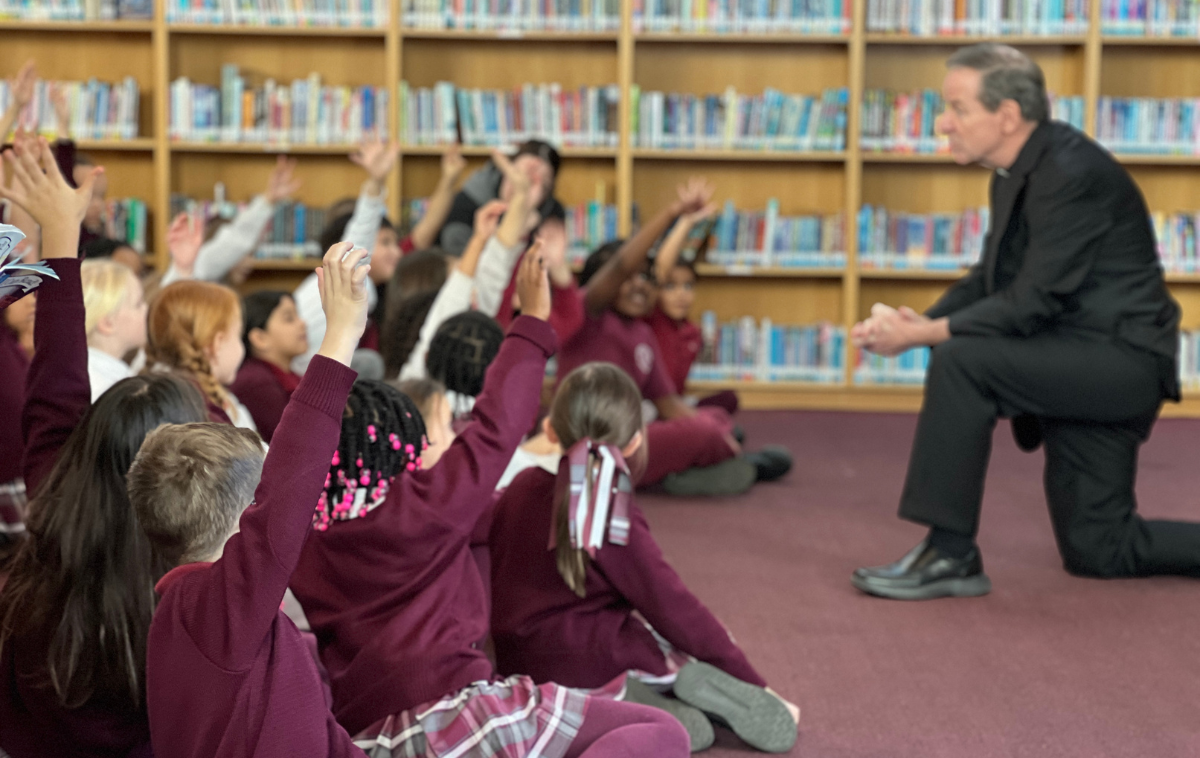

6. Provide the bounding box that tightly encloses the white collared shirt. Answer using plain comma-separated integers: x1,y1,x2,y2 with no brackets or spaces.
87,347,135,402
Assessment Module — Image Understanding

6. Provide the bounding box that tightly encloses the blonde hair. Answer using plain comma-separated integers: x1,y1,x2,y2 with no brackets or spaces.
81,259,138,337
548,362,645,597
127,422,264,566
146,281,241,411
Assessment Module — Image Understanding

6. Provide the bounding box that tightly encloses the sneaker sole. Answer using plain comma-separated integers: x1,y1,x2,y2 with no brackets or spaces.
850,572,992,601
623,677,715,752
662,459,756,497
673,662,798,754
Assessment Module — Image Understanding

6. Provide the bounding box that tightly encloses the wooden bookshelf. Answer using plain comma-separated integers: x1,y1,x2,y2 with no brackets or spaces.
7,0,1200,415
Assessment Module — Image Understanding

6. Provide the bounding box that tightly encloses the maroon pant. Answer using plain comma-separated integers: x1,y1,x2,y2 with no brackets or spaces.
565,697,690,758
641,407,738,488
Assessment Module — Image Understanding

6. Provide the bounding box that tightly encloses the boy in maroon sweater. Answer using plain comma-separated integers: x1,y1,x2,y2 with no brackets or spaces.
289,251,689,757
125,242,371,758
490,362,800,754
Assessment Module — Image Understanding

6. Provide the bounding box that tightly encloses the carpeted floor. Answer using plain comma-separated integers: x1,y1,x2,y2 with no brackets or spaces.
639,411,1200,758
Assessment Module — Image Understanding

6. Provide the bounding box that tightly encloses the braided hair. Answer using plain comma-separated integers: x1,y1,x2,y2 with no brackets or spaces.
425,312,504,408
314,380,428,531
146,281,240,411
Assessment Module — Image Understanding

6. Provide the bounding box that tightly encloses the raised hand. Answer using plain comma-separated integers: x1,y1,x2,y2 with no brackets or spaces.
440,142,466,183
50,83,71,138
471,199,508,241
492,149,531,196
0,133,100,258
315,241,371,367
674,177,715,215
265,155,301,203
535,218,573,287
166,211,204,276
11,60,36,109
514,238,551,322
350,139,401,184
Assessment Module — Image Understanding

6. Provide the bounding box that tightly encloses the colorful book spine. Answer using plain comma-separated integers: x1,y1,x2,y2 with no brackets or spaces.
403,0,620,30
853,346,931,385
1150,210,1200,274
564,201,620,266
400,81,619,148
702,199,846,268
166,0,387,26
0,0,149,19
170,193,328,260
169,69,389,144
632,87,848,152
1101,0,1200,36
856,205,989,271
634,0,851,34
866,0,1089,34
0,78,140,140
690,312,845,384
1180,329,1200,389
103,198,149,253
1096,97,1200,155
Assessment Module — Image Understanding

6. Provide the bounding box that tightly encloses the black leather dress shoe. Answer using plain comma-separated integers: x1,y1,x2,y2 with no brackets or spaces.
1011,414,1042,453
851,540,992,600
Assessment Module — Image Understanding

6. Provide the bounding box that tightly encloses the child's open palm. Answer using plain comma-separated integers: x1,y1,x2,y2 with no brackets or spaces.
514,238,551,321
316,241,371,366
675,177,715,215
0,133,101,255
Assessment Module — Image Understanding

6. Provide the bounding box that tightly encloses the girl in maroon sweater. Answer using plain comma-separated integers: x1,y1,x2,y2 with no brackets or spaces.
558,181,791,496
0,134,208,758
489,362,800,754
0,291,33,566
229,290,307,442
289,250,689,758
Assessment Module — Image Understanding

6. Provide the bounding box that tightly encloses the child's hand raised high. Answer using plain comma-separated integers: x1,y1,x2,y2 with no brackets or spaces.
315,241,371,368
0,132,101,259
514,238,551,322
673,177,716,216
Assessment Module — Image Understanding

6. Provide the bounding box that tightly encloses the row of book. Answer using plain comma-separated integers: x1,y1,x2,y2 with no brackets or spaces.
399,82,620,148
702,201,847,268
170,193,331,259
402,0,620,29
103,198,150,253
0,0,150,18
854,346,930,385
634,0,851,33
1100,0,1200,36
857,205,988,270
1179,330,1200,389
166,0,388,26
1151,211,1200,274
866,0,1090,35
1095,98,1200,156
0,78,140,141
563,201,621,266
691,314,846,383
631,87,849,152
168,68,389,144
861,89,1086,154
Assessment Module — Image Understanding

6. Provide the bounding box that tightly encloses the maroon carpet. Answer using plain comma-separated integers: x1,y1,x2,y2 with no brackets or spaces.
639,411,1200,757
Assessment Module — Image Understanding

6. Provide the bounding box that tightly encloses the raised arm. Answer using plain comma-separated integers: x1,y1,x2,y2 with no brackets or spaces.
344,139,400,254
653,205,716,284
0,61,35,142
0,134,99,492
193,243,365,662
408,143,466,251
585,178,713,316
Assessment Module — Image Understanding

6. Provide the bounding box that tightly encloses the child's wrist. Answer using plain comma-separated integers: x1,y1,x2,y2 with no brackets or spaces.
316,330,358,367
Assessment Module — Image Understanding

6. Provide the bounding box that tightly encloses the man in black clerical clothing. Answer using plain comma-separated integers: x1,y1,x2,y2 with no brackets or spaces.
851,43,1200,600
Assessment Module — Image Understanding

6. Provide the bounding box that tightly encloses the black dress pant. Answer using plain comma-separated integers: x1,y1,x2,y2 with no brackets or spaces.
900,331,1200,578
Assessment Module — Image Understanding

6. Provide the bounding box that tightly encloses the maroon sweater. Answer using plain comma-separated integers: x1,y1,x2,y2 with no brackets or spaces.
146,356,362,758
488,467,766,689
1,259,155,758
646,307,702,396
0,322,28,486
289,316,558,734
229,356,301,443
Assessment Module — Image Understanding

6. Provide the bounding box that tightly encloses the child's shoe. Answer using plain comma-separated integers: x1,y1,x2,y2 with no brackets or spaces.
673,661,798,753
662,458,756,497
623,676,715,752
743,445,792,483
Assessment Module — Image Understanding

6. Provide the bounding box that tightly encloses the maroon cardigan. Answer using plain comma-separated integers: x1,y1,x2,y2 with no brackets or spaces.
229,356,300,443
146,356,362,758
488,467,767,689
0,259,154,758
288,316,558,735
0,322,29,486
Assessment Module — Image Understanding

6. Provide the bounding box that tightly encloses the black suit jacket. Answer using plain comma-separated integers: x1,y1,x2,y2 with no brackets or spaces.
926,120,1181,400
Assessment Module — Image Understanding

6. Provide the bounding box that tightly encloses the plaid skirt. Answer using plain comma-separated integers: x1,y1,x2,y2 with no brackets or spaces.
352,675,594,758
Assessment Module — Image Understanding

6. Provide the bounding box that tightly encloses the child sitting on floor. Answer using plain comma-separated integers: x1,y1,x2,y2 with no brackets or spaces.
489,361,799,753
81,258,147,401
125,242,370,758
288,248,689,758
229,290,308,442
560,179,791,497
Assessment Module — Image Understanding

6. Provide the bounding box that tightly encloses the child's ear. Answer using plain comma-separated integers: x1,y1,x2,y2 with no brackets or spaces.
621,430,644,460
542,416,559,445
247,327,270,354
94,312,117,336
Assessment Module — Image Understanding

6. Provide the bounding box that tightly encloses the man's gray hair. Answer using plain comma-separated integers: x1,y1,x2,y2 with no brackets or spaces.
947,43,1048,123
